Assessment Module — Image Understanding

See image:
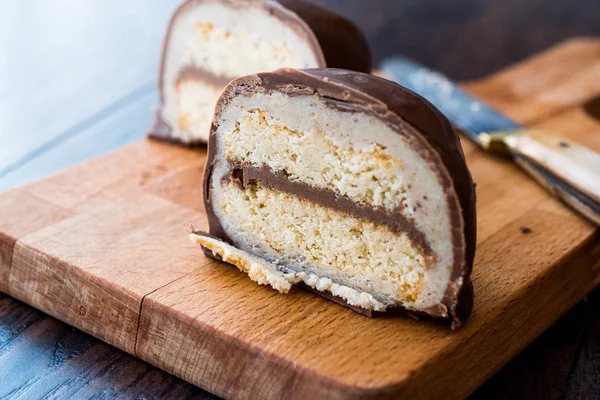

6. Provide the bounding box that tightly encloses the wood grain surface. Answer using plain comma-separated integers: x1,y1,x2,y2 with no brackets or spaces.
6,142,206,354
1,1,600,399
1,38,600,399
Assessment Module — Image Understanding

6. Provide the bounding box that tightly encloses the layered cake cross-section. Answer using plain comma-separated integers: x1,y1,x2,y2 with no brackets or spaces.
150,0,371,145
192,68,476,327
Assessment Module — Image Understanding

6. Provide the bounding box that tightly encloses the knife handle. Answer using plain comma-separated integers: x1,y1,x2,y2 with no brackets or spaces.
504,131,600,226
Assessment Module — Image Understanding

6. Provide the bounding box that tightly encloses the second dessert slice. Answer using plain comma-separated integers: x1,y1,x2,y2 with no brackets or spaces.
151,0,371,145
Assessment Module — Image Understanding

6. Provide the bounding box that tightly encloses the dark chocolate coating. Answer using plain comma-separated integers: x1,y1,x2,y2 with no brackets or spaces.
276,0,372,74
149,0,372,144
204,68,476,327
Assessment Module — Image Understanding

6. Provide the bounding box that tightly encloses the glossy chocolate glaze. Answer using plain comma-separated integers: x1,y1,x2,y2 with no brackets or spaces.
204,68,476,327
276,0,371,73
149,0,372,144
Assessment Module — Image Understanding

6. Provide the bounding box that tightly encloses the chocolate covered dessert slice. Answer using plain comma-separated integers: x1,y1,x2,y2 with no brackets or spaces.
192,68,476,327
151,0,371,145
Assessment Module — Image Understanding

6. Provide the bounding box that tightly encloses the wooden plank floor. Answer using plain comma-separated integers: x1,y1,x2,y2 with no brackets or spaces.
1,1,599,399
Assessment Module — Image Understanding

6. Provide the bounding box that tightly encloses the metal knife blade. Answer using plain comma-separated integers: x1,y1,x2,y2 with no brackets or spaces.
380,56,522,152
378,56,600,227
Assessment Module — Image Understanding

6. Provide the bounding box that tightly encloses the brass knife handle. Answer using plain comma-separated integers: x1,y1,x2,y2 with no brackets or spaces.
503,130,600,227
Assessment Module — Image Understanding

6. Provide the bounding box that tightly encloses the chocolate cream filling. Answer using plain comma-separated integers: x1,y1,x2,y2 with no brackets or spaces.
175,64,234,88
223,159,433,256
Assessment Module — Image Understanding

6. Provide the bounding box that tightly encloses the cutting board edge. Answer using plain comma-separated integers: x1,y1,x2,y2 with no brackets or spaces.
132,225,600,400
0,38,599,400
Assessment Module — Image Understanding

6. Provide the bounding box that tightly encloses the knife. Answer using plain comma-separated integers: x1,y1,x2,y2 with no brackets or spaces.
380,57,600,227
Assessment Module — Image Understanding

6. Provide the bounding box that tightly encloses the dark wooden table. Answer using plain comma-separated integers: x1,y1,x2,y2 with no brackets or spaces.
1,1,599,398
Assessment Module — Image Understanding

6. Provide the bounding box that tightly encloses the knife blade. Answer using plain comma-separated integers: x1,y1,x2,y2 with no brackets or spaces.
379,57,600,227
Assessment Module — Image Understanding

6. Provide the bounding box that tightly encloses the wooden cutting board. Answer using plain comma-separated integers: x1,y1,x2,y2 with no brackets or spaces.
1,38,600,400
